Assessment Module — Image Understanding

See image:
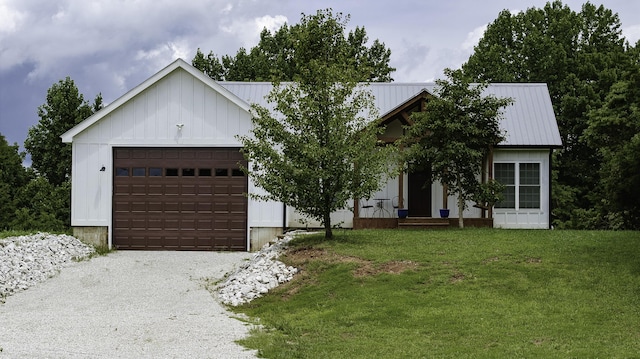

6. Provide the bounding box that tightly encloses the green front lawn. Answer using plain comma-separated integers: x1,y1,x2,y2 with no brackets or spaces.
235,229,640,358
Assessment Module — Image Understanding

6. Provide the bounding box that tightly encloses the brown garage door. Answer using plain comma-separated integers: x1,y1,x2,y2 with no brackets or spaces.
113,147,247,251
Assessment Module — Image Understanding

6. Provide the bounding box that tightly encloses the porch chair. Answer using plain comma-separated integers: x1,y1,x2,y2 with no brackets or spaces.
361,199,374,217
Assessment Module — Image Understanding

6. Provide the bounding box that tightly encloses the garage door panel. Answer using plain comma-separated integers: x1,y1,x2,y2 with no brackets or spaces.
148,202,162,213
113,147,247,251
165,184,180,195
165,202,179,213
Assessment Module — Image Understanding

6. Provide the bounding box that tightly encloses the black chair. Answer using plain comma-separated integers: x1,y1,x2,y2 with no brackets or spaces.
361,199,374,217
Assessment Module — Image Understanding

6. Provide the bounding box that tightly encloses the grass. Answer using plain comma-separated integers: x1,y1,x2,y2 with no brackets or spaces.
234,229,640,358
0,230,37,239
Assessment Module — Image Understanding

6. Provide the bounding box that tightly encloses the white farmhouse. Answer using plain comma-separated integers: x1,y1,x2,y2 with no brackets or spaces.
62,59,562,251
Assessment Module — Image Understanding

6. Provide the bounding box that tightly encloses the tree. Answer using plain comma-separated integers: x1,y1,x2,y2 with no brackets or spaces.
193,9,395,82
583,42,640,229
238,10,394,239
402,68,512,228
462,1,631,228
0,133,30,228
11,177,70,231
25,77,102,186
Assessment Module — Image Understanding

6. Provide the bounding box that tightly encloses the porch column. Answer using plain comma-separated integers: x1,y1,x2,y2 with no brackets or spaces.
442,183,448,210
398,171,404,209
488,146,494,219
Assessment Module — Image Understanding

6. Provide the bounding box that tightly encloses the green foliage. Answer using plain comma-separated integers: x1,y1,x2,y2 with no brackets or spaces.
473,179,506,208
25,77,102,186
402,68,512,227
235,229,640,358
238,11,395,239
193,9,395,82
462,1,632,228
583,48,640,229
11,178,71,232
0,133,31,229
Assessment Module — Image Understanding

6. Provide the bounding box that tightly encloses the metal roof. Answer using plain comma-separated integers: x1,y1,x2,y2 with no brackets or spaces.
220,81,562,148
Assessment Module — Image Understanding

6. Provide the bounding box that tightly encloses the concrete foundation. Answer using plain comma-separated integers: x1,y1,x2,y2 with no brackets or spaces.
73,226,108,247
249,227,283,252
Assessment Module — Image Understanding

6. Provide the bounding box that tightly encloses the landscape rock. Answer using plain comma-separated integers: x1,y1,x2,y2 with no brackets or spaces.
217,231,306,306
0,233,95,302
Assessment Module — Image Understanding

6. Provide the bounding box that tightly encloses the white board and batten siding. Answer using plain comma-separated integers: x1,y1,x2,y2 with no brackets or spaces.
68,66,281,234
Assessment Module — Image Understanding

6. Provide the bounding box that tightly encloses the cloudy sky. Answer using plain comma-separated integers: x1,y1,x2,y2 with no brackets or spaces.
1,0,639,150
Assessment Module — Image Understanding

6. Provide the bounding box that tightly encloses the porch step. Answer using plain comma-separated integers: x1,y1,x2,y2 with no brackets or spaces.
398,217,450,228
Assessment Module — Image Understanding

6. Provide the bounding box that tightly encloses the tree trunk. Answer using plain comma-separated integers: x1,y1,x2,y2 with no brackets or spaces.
455,173,465,228
458,194,465,228
324,210,333,239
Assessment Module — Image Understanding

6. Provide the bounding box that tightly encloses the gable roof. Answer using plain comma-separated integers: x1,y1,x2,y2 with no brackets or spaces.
220,81,562,148
61,58,251,143
62,58,562,148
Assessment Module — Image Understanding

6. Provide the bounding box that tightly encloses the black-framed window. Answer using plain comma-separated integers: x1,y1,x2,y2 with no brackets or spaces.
495,162,540,209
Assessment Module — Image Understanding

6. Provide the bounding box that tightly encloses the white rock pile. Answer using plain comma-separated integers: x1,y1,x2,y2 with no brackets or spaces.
217,231,302,306
0,233,95,301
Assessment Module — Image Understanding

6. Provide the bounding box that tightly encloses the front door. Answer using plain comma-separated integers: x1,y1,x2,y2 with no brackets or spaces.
408,169,432,217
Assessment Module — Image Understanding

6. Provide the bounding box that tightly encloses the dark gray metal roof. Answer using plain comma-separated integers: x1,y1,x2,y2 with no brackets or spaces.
219,82,562,148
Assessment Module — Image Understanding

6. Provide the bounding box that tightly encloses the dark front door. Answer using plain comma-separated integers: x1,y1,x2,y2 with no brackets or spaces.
408,168,432,217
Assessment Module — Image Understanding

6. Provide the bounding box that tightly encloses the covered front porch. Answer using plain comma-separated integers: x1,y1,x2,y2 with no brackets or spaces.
351,88,495,230
353,217,493,229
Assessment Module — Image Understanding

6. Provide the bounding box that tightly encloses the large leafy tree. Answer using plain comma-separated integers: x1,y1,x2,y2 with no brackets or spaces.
238,10,394,239
0,133,30,228
462,1,631,228
193,9,395,82
583,42,640,229
402,69,512,228
25,77,102,186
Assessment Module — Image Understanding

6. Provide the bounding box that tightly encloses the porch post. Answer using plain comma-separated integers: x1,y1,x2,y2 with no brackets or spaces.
442,183,448,210
354,198,360,218
488,145,494,219
398,171,404,209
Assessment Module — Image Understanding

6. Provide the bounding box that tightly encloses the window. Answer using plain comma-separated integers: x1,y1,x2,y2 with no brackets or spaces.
232,168,245,177
182,168,195,177
166,168,179,176
494,162,540,209
494,163,515,208
116,167,129,176
519,163,540,209
149,168,162,177
132,167,146,176
199,168,212,177
215,168,228,177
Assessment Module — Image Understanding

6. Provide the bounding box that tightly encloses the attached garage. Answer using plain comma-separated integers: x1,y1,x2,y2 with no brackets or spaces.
60,59,283,251
112,147,247,250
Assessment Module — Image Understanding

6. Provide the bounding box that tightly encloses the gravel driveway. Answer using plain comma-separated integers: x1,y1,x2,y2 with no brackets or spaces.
0,251,258,358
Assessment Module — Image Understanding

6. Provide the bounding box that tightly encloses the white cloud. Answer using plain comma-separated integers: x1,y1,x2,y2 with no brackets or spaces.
220,3,233,14
623,24,640,45
255,15,288,33
461,24,487,52
0,1,25,33
221,14,288,48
